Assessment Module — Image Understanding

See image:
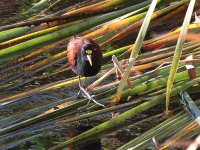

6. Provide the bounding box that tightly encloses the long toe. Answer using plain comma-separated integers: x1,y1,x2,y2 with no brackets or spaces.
78,99,91,110
79,85,105,108
91,97,105,108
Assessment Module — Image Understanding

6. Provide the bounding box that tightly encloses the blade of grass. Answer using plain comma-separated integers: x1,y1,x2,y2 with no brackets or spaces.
49,77,200,150
166,0,196,115
113,0,159,105
180,91,200,124
0,1,151,62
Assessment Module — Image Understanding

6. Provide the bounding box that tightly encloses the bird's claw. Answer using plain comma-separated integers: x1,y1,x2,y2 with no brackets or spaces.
76,76,105,109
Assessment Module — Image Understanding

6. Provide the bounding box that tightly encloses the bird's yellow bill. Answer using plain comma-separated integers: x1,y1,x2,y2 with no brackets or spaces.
87,55,92,66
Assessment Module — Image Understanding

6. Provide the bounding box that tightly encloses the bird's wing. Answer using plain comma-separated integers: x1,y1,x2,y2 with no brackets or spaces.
67,38,83,74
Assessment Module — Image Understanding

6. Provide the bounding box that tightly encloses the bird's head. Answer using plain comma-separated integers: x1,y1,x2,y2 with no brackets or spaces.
82,44,95,66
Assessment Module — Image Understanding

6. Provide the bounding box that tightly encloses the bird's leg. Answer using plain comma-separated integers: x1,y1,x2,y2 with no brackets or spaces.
72,77,86,99
78,76,105,109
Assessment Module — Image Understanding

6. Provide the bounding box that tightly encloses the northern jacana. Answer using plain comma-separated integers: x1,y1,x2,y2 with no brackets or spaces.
67,36,105,108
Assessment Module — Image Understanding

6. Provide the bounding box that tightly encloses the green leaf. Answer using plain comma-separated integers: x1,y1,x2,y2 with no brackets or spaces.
166,0,196,115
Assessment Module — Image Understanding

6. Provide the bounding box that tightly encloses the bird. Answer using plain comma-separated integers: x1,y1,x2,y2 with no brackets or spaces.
67,36,105,108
